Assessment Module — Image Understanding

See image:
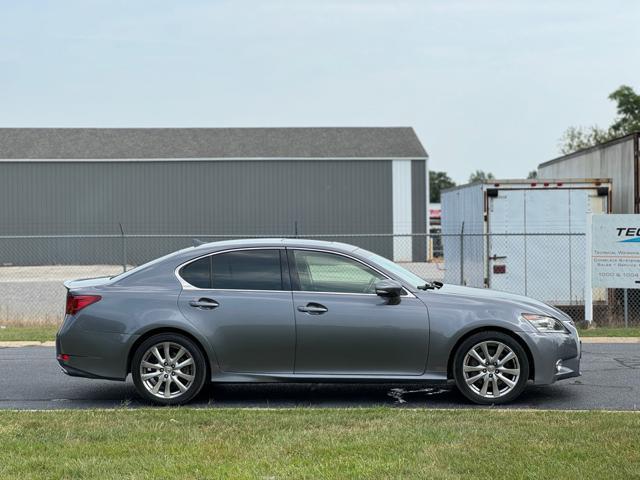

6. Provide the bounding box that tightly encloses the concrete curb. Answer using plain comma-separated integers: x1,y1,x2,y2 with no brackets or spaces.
0,341,56,348
581,337,640,344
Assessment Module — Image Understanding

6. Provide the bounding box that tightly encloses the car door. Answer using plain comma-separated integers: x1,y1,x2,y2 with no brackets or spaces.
289,249,429,376
177,248,295,374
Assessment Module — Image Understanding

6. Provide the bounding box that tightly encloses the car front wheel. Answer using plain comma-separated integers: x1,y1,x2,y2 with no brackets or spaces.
131,333,207,405
453,331,529,405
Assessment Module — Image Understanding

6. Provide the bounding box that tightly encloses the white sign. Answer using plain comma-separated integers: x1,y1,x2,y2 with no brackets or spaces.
591,214,640,289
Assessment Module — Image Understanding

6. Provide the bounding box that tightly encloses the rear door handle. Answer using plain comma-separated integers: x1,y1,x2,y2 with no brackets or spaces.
189,298,219,309
297,303,328,314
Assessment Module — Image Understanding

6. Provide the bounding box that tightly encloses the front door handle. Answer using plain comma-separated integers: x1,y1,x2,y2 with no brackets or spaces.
189,298,219,309
297,303,328,314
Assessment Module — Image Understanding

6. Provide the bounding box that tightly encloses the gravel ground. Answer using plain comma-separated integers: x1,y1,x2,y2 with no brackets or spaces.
0,265,123,324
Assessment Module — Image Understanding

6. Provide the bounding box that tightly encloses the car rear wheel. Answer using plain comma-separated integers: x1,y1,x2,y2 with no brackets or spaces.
132,333,207,405
453,331,529,405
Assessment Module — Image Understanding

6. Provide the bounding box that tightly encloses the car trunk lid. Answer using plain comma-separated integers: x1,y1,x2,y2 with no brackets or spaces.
63,276,113,291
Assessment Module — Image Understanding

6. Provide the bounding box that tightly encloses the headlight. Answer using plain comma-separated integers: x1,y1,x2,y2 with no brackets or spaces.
521,313,568,333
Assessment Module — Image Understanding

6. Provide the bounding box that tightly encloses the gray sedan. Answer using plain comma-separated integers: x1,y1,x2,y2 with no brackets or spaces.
57,239,581,405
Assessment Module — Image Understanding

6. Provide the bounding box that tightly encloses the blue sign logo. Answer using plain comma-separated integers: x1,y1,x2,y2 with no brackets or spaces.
617,228,640,243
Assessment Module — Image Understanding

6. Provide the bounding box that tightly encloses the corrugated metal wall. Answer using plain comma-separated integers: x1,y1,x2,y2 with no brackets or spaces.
411,160,427,262
0,159,426,265
538,135,637,213
441,183,485,286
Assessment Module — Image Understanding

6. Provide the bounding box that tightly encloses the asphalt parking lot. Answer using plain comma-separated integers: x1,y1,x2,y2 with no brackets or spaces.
0,343,638,410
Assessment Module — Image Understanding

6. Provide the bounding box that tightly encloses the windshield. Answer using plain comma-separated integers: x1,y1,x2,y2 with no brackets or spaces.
360,250,427,288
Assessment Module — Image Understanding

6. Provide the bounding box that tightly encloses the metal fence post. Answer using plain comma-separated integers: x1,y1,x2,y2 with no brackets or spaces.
459,222,465,285
584,214,593,326
119,223,127,273
624,289,629,328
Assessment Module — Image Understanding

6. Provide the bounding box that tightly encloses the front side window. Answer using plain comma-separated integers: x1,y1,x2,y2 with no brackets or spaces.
179,249,283,290
293,250,385,294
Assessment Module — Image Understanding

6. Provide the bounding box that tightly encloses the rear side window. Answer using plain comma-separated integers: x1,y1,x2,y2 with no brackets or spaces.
212,250,283,290
179,257,211,289
179,249,284,290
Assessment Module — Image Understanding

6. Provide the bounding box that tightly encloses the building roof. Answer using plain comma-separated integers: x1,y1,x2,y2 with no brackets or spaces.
0,127,428,160
538,131,639,169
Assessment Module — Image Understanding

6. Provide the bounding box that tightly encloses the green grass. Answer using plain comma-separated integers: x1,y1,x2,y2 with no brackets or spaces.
578,326,640,337
0,409,638,479
0,325,58,342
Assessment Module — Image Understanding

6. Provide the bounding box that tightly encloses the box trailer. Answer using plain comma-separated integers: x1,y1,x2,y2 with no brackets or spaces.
441,179,611,305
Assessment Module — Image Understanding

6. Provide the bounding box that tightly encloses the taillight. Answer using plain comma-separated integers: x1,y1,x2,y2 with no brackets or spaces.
65,293,101,315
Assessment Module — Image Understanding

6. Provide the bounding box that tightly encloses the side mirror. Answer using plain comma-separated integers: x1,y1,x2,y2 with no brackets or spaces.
375,279,403,304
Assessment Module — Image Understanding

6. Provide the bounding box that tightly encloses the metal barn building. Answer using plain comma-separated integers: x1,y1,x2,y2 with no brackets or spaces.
0,128,429,265
538,132,639,213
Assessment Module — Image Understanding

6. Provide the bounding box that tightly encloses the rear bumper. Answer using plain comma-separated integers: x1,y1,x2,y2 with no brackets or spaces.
58,361,118,380
56,327,138,381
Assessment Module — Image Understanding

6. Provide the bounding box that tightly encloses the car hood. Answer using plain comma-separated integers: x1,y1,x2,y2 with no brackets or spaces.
421,284,568,320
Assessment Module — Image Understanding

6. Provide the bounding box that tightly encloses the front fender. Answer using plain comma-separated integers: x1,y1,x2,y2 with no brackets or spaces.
427,319,529,375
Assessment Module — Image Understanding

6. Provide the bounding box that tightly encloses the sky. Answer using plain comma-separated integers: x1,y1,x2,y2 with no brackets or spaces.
0,0,638,183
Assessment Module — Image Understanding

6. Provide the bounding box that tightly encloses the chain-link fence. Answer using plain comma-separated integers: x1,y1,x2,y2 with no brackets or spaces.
0,232,637,328
439,231,639,327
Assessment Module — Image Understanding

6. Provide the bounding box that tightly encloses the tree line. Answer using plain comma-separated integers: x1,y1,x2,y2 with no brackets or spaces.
558,85,640,154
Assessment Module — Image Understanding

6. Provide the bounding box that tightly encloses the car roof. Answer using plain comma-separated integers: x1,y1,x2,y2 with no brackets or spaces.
190,237,361,254
110,237,371,287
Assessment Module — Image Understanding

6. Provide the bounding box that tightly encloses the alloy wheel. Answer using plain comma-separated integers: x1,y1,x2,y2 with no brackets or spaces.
462,340,521,399
139,342,196,399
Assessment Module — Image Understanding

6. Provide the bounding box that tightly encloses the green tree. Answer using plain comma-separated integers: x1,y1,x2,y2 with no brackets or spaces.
527,170,537,179
468,170,495,183
429,171,456,203
558,125,612,154
609,85,640,135
559,85,640,154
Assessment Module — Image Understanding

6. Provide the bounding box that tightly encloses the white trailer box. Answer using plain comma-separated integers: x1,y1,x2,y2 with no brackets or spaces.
441,179,611,305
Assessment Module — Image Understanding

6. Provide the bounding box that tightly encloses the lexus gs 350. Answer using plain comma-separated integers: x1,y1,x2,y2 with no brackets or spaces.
57,239,581,405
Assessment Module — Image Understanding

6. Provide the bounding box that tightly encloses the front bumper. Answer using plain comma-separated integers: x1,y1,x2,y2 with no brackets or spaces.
517,332,581,385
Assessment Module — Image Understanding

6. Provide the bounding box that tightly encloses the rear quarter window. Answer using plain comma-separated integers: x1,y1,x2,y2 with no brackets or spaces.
179,257,211,288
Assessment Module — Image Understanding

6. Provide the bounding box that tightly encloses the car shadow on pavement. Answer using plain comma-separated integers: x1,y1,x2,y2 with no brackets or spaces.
190,381,581,409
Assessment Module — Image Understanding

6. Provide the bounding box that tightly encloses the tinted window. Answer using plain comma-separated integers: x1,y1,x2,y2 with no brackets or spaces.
212,250,283,290
179,257,211,288
293,250,384,294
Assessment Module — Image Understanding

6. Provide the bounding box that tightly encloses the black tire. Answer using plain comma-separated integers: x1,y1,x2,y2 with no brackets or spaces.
453,331,529,405
131,333,207,406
